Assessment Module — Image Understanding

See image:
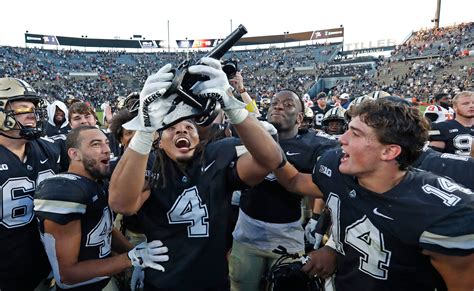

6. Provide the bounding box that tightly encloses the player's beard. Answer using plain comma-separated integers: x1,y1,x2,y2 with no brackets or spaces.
82,156,108,180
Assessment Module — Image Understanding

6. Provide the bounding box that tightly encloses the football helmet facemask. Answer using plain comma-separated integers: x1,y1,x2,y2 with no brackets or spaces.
260,97,271,110
321,107,347,136
267,246,323,291
0,78,47,140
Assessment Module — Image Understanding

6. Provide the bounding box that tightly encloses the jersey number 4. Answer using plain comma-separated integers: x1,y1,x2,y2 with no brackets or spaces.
327,193,392,280
0,170,55,229
86,207,113,258
167,186,209,237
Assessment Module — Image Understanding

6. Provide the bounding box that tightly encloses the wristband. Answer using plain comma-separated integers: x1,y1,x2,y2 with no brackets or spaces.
128,131,154,155
277,149,287,169
225,108,248,125
311,213,321,220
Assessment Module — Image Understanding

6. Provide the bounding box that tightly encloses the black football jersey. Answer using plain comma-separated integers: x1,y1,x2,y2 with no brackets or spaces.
138,138,247,290
0,139,62,289
45,123,71,137
42,134,70,171
413,147,474,190
35,173,112,290
313,149,474,291
429,120,474,156
311,105,331,130
240,129,338,223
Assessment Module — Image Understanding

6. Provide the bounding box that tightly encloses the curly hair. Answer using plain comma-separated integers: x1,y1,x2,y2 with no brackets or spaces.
348,98,429,170
109,109,134,142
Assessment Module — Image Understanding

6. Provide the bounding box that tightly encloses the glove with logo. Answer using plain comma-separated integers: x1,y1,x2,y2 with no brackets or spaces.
123,64,175,132
128,240,169,271
189,57,248,124
130,266,145,291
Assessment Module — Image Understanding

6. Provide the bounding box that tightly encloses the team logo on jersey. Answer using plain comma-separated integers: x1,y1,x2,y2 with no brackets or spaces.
373,208,394,220
449,129,458,133
27,165,33,171
201,160,216,172
348,189,357,198
319,165,332,177
0,164,8,170
265,172,277,181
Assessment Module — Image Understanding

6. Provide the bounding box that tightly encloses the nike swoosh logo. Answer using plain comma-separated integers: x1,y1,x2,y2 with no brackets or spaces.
373,208,394,220
40,159,48,164
286,151,301,156
202,160,216,172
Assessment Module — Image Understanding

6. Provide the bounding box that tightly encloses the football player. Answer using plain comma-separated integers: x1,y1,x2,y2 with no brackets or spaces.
34,126,168,290
229,90,338,291
321,107,348,138
0,78,63,291
413,146,474,190
109,58,285,290
310,92,332,130
275,98,474,290
429,91,474,156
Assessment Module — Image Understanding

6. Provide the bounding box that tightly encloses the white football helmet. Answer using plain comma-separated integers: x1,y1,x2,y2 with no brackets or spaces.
423,105,453,123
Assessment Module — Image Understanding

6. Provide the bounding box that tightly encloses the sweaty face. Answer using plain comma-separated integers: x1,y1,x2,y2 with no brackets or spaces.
159,120,200,163
70,112,96,128
454,95,474,119
338,116,386,178
267,92,302,132
77,129,111,180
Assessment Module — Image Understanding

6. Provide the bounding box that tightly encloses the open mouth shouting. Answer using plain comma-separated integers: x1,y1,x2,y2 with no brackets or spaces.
341,149,349,163
100,156,110,167
174,136,192,153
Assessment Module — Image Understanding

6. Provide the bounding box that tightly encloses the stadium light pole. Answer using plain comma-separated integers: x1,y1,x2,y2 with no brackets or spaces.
167,20,171,52
185,37,189,58
432,0,441,29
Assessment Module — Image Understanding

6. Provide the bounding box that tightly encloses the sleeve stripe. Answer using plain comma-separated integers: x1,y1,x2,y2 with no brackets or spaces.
420,231,474,250
34,199,86,214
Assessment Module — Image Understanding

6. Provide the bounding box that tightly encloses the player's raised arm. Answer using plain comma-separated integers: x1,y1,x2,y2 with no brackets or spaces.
109,64,174,215
188,57,283,186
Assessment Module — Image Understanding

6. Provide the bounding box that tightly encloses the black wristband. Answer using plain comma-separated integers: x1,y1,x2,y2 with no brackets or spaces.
311,213,321,220
277,149,287,169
